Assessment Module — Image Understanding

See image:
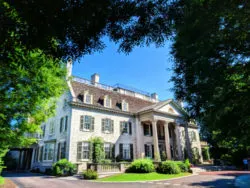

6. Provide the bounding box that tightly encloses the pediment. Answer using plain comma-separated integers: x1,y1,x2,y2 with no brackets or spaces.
156,102,184,116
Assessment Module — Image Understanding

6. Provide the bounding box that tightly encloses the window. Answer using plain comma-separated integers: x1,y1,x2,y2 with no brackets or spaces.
145,144,153,158
44,143,55,161
42,125,46,137
143,124,152,136
39,146,43,162
104,143,113,159
57,142,66,160
80,115,94,131
85,93,92,104
77,142,89,160
102,118,114,133
119,143,133,160
60,116,68,133
120,121,132,135
104,96,111,108
49,121,55,135
122,101,129,111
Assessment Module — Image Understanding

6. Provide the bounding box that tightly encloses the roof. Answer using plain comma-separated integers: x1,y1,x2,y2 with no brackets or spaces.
71,80,155,113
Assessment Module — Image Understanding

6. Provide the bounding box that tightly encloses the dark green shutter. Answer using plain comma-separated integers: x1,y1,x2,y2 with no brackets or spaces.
40,146,43,162
64,141,66,159
129,122,132,135
152,145,154,159
111,120,114,133
102,119,105,132
91,117,95,131
60,118,63,132
80,116,83,130
150,124,153,136
77,142,82,160
65,116,68,131
144,144,147,157
57,143,60,160
111,144,115,160
119,144,123,159
120,122,123,134
130,144,133,160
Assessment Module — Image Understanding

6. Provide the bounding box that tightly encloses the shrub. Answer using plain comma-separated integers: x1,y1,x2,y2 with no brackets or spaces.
126,158,155,173
89,137,105,163
184,159,191,169
100,159,112,164
175,161,188,172
83,169,98,180
52,159,76,176
157,161,181,174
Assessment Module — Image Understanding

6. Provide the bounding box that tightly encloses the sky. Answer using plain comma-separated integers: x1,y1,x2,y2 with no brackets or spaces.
72,37,175,101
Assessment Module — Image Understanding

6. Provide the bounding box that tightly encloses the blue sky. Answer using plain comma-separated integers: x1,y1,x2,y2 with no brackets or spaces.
72,38,174,101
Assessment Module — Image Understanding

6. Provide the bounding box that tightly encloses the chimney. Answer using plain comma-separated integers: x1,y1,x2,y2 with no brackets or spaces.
151,93,158,101
66,58,72,78
91,73,100,85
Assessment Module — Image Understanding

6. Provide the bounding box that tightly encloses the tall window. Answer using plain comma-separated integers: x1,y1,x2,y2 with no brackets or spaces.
145,144,153,158
42,125,46,137
60,116,68,133
120,121,132,135
104,96,111,108
119,144,133,160
144,124,152,136
39,146,43,162
49,121,55,135
80,115,94,131
44,143,55,161
77,142,90,160
57,142,66,160
104,143,112,159
102,118,114,134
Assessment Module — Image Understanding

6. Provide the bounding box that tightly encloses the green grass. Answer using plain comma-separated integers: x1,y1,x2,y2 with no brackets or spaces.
0,176,4,185
97,172,191,182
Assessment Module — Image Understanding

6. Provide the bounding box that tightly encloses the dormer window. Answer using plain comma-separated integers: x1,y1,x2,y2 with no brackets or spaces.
122,100,129,111
104,95,111,108
84,91,92,104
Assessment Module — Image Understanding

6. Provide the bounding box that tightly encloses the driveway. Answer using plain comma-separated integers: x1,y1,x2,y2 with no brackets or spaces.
3,171,250,188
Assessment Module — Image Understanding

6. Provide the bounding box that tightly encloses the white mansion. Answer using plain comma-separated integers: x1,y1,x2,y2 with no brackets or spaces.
30,61,202,171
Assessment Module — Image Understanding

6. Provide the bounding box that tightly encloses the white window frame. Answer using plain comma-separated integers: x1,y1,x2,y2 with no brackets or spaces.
43,142,55,161
121,121,129,134
122,100,129,111
104,95,111,108
102,118,113,134
84,91,92,104
145,144,153,158
77,142,90,160
49,121,55,135
80,115,93,131
123,144,130,160
104,143,111,159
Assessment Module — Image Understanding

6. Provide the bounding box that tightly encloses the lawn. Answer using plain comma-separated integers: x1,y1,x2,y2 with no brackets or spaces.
97,172,191,182
0,176,4,185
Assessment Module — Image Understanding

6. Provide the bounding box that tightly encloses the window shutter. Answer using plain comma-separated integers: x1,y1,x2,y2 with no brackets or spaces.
120,122,123,134
111,144,115,160
111,120,114,133
64,141,67,159
89,142,93,160
101,119,105,133
119,144,123,159
57,143,61,160
130,144,133,160
77,142,82,160
91,117,95,131
152,145,154,159
60,118,63,133
80,116,83,130
129,122,132,135
40,146,43,162
65,116,68,131
150,124,153,136
144,144,147,156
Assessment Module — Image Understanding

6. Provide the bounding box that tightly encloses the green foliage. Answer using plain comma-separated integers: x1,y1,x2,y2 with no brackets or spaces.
83,169,98,180
202,147,210,161
184,159,191,169
126,158,155,173
0,176,4,185
171,0,250,165
100,159,112,164
52,159,76,176
175,161,188,172
89,137,105,163
157,161,181,174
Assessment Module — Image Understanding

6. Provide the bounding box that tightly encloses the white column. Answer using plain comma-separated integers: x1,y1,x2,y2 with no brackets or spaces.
175,124,183,160
164,122,171,160
152,120,160,161
135,118,142,158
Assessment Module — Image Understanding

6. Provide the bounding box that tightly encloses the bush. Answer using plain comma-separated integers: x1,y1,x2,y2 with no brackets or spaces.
175,161,188,172
83,169,98,179
52,159,76,176
157,161,181,174
100,159,112,164
184,159,191,169
126,158,155,173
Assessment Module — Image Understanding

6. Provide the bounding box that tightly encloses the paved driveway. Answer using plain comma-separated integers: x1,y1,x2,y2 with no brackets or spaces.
3,171,250,188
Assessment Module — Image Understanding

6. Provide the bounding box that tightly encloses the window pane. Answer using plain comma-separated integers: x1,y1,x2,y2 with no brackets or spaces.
85,94,91,104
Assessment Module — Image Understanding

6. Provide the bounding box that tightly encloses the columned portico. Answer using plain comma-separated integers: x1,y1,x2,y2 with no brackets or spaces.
164,122,171,160
152,120,160,161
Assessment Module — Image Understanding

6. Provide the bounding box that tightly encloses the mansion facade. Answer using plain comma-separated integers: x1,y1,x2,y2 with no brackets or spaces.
30,61,202,172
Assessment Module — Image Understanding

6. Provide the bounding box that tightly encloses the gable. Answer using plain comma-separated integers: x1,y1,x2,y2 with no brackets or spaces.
157,103,183,116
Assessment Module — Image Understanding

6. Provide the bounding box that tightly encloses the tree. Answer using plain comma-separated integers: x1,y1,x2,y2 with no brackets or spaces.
171,0,250,163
